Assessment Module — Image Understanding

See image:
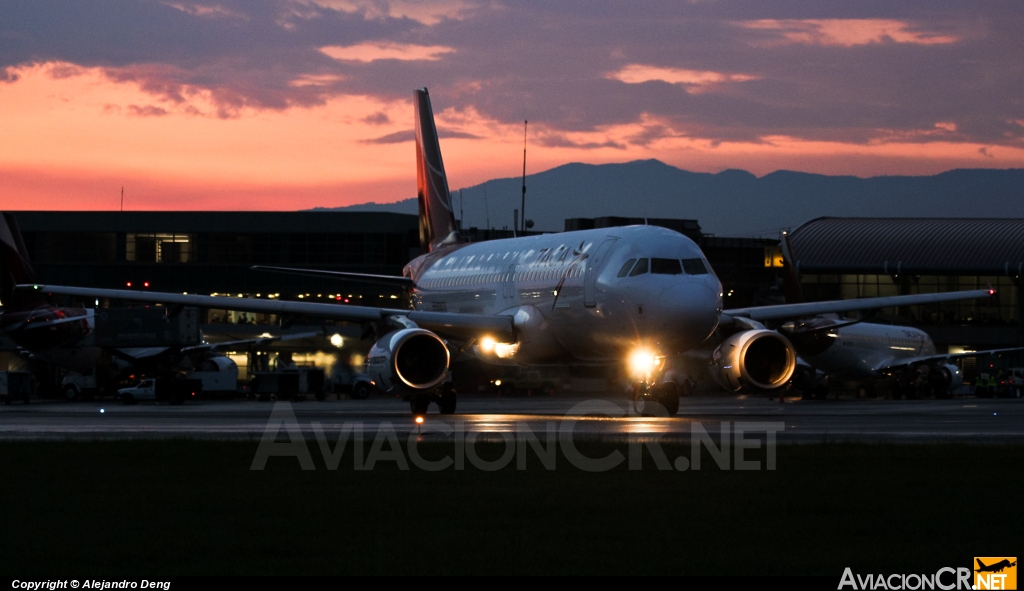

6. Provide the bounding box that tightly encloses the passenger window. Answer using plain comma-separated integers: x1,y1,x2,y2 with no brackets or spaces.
629,258,649,276
682,258,708,275
617,259,637,277
651,258,682,275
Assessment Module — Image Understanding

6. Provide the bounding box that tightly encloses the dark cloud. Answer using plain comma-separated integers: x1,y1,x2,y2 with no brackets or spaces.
126,104,169,117
361,128,482,144
362,111,391,125
1,1,1022,148
538,135,626,150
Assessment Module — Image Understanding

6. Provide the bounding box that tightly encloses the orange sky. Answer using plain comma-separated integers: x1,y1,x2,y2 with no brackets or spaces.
2,3,1023,211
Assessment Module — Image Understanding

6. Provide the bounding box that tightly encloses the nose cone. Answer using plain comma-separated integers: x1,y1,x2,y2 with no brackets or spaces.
655,281,721,350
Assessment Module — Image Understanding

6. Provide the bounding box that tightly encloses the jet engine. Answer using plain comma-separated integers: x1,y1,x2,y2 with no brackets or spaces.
926,363,962,395
365,328,450,394
710,329,797,391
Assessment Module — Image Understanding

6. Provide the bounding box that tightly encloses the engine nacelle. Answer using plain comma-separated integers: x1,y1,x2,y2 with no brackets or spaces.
710,329,797,391
927,363,962,393
365,328,450,394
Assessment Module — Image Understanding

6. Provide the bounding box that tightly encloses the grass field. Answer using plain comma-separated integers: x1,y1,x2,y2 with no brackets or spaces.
1,440,1020,576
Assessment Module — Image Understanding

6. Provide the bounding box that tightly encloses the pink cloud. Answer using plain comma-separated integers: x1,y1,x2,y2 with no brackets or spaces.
739,19,960,47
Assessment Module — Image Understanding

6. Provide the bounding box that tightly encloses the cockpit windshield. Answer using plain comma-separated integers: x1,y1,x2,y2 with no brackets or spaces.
618,257,709,277
651,258,682,275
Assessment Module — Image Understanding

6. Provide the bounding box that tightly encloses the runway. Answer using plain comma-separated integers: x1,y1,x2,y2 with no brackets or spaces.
1,394,1022,443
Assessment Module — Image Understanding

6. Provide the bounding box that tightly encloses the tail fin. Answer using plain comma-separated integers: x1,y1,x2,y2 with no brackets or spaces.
415,88,462,251
0,213,44,310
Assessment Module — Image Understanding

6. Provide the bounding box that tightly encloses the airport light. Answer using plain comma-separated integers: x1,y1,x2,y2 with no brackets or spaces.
126,282,132,287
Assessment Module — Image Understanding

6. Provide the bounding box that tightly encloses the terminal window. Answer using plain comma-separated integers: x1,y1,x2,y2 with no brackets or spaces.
126,233,192,263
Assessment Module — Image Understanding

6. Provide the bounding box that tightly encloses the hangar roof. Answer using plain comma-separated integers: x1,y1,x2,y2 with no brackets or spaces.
786,217,1024,276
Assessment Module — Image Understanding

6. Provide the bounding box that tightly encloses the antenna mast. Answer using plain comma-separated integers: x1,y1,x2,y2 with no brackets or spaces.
520,120,527,233
120,186,124,212
483,185,491,230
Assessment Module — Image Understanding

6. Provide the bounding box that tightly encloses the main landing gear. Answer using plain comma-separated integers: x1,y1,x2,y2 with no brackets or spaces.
409,382,458,416
631,380,680,416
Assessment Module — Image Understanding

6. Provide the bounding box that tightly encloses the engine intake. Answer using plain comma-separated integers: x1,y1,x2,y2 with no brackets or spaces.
710,329,797,391
927,363,961,394
366,328,450,393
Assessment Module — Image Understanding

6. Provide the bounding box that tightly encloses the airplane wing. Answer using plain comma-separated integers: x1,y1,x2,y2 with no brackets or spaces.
250,266,416,288
724,289,994,323
872,346,1024,373
19,285,516,342
180,330,325,353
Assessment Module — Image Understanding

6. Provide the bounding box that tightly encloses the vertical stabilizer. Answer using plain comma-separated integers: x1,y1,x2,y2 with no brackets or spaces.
415,88,462,251
0,213,44,310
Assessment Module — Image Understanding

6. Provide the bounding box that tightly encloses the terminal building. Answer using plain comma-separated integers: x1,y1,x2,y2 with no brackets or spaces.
11,211,421,324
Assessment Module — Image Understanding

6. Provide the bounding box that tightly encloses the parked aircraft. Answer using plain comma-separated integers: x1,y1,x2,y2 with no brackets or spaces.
24,88,995,415
780,316,1017,398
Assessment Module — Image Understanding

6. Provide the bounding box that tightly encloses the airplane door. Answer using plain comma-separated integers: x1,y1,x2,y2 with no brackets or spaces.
502,263,518,303
584,238,618,308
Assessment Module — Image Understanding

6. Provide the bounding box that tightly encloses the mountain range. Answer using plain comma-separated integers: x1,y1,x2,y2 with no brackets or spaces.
313,160,1024,237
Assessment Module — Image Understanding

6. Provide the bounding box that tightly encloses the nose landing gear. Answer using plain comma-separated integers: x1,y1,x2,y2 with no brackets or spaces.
631,380,680,416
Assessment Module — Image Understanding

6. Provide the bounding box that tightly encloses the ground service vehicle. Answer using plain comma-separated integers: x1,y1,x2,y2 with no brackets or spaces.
118,378,202,405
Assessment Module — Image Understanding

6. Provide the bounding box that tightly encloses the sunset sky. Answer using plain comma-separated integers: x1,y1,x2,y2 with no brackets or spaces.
2,1,1023,211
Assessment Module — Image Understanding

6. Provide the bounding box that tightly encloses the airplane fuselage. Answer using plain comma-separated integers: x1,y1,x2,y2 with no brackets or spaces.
405,225,723,365
799,322,936,379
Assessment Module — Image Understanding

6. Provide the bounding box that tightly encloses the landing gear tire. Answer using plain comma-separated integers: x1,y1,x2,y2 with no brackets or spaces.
410,393,430,416
62,385,80,402
437,384,457,415
632,394,651,416
350,383,371,400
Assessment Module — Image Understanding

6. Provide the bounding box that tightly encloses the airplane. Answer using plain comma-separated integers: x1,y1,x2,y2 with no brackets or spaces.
779,316,1021,399
23,88,997,416
752,252,1022,399
0,213,313,399
976,559,1016,573
1,212,95,371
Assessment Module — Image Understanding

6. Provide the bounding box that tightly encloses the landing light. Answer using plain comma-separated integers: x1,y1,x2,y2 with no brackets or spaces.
480,336,496,353
330,334,344,348
628,348,661,378
494,342,519,359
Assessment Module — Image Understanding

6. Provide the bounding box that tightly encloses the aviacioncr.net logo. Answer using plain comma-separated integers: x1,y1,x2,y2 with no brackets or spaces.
974,557,1017,591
